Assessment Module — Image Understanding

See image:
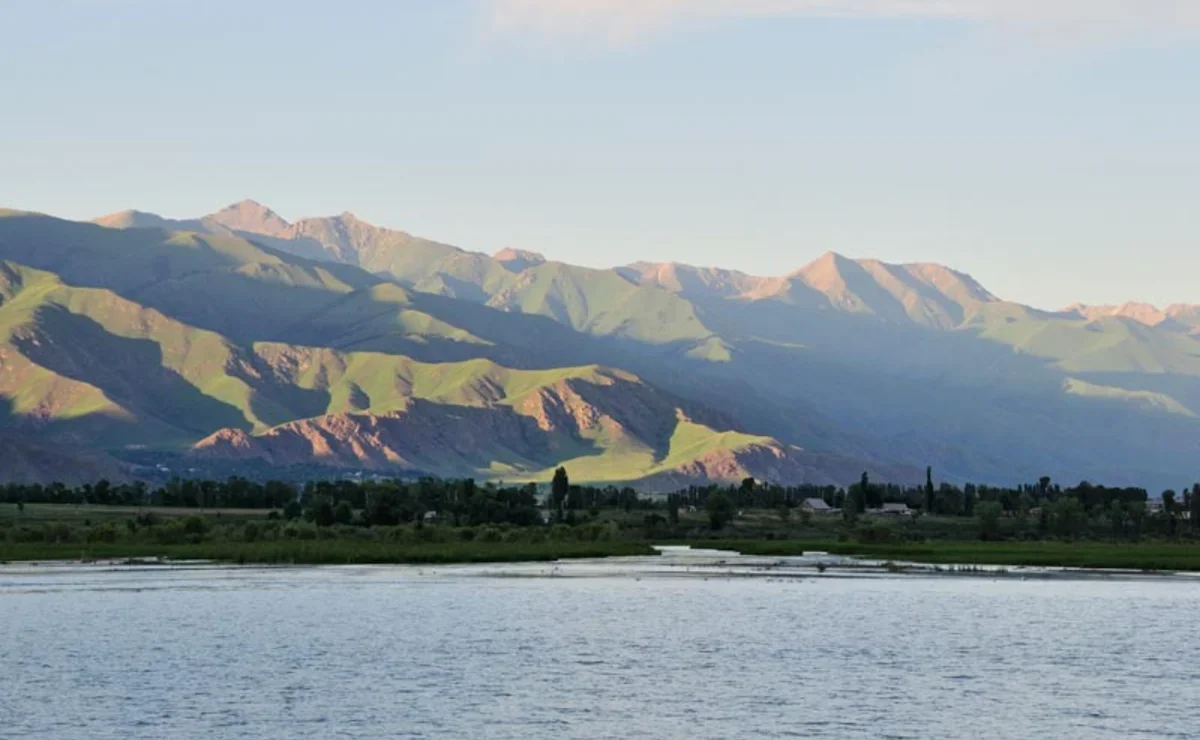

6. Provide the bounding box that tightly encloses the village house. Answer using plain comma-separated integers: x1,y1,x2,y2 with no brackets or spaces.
873,502,912,516
802,498,833,513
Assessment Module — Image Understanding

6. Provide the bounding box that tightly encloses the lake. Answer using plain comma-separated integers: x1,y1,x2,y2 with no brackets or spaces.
3,555,1199,739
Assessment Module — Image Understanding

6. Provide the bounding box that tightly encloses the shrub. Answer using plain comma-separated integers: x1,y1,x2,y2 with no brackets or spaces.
42,522,75,544
86,523,120,544
181,516,206,537
855,522,895,544
10,526,41,544
154,521,190,545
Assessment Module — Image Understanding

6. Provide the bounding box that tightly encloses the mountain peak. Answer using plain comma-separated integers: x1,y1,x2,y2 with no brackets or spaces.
493,247,547,272
207,199,291,236
1066,301,1168,327
92,209,188,231
812,250,851,265
220,198,276,215
93,209,148,227
792,250,855,283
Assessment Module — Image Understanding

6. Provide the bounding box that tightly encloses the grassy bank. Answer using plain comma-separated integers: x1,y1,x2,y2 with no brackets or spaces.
711,540,1200,572
6,538,1200,572
3,503,1200,571
0,539,656,565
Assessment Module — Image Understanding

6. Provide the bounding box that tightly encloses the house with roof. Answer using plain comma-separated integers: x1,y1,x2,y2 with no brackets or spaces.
872,503,912,516
802,498,833,513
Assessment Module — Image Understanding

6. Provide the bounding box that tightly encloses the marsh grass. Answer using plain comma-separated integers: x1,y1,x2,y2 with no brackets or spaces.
709,539,1200,572
0,539,656,565
3,504,1199,571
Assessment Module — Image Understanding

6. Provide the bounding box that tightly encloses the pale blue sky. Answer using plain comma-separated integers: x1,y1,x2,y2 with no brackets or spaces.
1,0,1197,309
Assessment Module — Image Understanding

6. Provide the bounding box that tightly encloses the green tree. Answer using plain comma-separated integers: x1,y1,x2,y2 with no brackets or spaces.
1191,484,1200,533
976,500,1003,540
333,500,354,526
924,466,935,513
182,516,206,537
620,487,637,513
706,491,735,530
1108,499,1125,541
843,487,862,524
551,467,570,519
1127,500,1147,540
306,495,335,527
1048,497,1085,539
283,500,302,521
1162,490,1178,537
858,471,881,509
566,484,583,512
850,472,871,512
364,487,401,526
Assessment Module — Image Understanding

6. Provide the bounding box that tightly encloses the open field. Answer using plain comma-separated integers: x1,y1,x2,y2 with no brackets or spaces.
0,503,272,524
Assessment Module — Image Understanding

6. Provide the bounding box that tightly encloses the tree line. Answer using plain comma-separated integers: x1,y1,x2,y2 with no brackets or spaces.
3,467,1199,539
0,472,651,529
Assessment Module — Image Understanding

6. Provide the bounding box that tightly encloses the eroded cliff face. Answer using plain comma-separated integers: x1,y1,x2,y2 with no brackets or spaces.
193,400,548,474
639,443,864,490
192,371,686,476
189,367,905,489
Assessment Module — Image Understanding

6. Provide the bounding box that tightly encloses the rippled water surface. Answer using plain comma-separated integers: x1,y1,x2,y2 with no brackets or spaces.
4,559,1199,739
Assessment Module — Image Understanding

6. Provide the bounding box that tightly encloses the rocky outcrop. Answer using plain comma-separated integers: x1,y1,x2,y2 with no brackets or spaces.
637,442,912,492
493,248,546,273
192,400,556,474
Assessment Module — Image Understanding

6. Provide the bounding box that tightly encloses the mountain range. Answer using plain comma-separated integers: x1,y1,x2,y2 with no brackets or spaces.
2,199,1197,490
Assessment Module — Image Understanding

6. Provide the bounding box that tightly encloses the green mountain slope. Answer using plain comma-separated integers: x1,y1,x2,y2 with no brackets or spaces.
95,201,716,346
1,216,889,487
191,374,887,489
36,201,1200,491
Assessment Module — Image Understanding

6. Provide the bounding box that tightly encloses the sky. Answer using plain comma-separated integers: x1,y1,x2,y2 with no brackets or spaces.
1,0,1197,310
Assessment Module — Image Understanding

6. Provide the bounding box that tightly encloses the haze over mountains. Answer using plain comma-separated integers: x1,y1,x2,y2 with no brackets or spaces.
2,200,1198,490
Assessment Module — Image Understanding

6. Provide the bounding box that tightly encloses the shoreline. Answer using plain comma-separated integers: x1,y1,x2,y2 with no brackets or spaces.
5,541,1200,579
